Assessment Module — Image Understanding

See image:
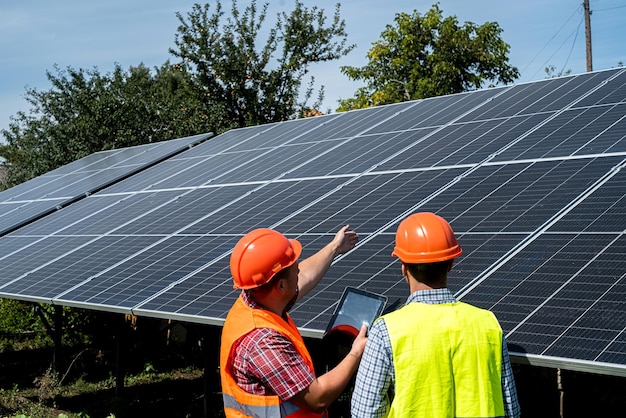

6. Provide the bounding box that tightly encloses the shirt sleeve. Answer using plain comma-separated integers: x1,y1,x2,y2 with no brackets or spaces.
246,328,315,401
351,318,393,418
501,336,521,417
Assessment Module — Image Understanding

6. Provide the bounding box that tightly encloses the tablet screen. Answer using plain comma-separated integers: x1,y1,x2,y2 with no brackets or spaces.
325,287,387,337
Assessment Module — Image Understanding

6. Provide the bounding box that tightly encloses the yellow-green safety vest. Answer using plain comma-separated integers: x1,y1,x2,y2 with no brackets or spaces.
384,301,505,418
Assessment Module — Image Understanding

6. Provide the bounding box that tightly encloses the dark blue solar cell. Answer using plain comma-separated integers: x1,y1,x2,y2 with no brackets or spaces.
575,69,626,107
57,235,235,309
0,235,160,299
0,236,95,289
0,134,209,237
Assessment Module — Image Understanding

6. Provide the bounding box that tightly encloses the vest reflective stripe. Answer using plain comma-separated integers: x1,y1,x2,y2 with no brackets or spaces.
384,302,505,418
223,393,301,417
220,295,324,418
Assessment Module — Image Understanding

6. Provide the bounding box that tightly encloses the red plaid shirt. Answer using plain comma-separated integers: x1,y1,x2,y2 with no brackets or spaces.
231,291,315,401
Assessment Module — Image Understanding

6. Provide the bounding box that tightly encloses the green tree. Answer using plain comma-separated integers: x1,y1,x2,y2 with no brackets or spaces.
169,0,354,128
0,299,101,350
0,1,353,189
0,63,205,188
338,3,519,111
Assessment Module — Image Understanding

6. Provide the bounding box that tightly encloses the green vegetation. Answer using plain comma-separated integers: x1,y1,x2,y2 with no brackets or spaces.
0,300,103,353
0,63,206,188
0,1,522,190
0,311,216,418
0,300,46,344
337,3,519,111
0,0,352,190
0,362,205,418
170,0,353,127
544,64,572,78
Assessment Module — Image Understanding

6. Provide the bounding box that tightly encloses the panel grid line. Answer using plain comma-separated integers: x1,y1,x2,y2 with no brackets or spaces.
456,158,626,299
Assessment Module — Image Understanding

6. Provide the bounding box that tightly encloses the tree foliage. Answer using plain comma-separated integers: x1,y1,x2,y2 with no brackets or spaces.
0,299,102,349
338,3,519,111
0,63,206,188
169,0,353,127
544,65,572,79
0,1,353,190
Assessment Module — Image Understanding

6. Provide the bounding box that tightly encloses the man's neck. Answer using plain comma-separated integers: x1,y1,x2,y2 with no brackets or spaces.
249,291,287,318
408,279,446,294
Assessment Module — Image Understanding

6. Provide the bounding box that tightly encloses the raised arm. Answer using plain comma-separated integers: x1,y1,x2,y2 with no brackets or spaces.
296,225,359,300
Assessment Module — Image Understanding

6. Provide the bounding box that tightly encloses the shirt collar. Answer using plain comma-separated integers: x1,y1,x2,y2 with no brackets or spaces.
242,290,261,308
406,288,457,305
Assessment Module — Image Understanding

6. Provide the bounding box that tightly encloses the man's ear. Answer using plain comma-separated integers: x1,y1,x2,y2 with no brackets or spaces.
402,263,413,288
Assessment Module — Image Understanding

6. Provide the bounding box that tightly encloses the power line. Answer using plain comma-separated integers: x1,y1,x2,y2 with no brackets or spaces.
529,14,584,80
560,17,583,75
521,5,582,76
592,0,626,12
594,5,626,11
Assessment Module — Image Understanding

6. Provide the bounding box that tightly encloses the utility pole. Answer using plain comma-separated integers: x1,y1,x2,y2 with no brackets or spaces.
583,0,593,72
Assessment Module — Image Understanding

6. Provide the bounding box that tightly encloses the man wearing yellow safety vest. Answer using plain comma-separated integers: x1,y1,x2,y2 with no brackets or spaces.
221,225,368,417
351,212,520,417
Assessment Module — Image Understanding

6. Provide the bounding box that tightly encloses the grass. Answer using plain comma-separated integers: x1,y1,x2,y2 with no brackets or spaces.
0,323,225,418
0,359,211,418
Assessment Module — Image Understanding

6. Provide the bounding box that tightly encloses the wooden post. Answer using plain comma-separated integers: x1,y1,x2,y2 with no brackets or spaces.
583,0,593,72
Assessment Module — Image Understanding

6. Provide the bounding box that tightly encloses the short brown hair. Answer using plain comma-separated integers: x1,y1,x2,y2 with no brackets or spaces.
405,260,452,286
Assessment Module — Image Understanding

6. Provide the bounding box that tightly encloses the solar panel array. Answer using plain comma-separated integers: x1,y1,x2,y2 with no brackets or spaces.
0,133,211,235
0,69,624,375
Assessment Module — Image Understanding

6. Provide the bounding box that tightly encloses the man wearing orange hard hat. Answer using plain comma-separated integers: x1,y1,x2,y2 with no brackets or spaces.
351,212,520,418
220,225,367,417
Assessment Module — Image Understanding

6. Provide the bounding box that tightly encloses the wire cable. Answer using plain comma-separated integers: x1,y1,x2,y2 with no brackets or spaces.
559,17,583,76
528,13,584,80
521,4,582,76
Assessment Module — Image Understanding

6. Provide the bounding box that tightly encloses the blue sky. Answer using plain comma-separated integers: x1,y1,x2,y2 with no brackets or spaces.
1,0,625,135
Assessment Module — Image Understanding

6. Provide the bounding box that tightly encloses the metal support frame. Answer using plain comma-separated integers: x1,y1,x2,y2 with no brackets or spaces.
114,315,126,397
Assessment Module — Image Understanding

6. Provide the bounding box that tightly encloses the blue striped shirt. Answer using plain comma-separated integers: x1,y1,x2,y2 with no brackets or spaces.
351,288,521,417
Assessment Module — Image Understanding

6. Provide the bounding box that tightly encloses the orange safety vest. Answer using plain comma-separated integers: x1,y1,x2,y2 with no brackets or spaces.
220,294,326,418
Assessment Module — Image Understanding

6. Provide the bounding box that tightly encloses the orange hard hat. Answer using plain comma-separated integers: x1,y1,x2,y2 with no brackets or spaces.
230,228,302,290
392,212,462,263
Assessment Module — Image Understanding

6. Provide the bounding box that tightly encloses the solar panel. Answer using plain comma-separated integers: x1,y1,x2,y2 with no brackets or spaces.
0,133,212,235
0,68,625,375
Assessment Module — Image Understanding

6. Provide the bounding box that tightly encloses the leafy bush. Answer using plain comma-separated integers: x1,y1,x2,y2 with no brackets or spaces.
0,299,112,351
0,299,42,334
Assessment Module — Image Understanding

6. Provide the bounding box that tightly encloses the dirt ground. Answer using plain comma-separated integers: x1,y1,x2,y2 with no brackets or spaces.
0,344,218,418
